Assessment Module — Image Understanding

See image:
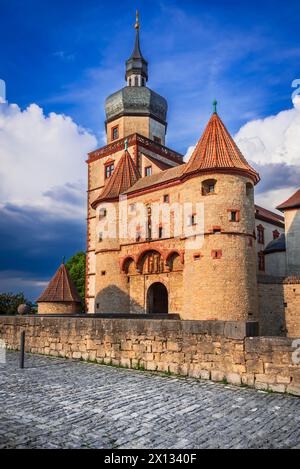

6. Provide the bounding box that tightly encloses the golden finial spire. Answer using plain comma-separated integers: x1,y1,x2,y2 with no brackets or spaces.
135,9,140,30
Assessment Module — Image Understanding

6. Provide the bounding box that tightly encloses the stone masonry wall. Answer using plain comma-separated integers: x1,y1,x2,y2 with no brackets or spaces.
0,316,299,396
258,278,300,338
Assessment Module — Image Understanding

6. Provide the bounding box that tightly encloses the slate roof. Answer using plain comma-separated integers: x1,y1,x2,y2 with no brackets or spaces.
184,112,260,184
37,264,82,303
277,189,300,211
264,233,286,254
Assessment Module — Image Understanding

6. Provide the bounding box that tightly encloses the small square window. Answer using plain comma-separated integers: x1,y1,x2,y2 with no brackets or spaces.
145,166,152,177
211,250,222,259
228,210,239,222
111,126,119,141
105,163,114,179
99,208,107,218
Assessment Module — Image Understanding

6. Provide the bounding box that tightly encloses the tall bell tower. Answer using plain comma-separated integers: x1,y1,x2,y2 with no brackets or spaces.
105,12,168,146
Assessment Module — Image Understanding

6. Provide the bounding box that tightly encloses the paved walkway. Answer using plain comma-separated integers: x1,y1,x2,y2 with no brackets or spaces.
0,351,300,449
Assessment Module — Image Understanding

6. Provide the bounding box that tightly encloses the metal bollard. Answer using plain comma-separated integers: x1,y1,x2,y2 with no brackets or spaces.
20,331,25,369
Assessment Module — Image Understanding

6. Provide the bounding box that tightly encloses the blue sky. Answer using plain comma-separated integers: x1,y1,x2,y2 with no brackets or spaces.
0,0,300,301
1,0,300,147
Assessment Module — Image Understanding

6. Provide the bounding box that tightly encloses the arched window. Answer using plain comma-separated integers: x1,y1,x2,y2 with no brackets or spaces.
246,182,254,197
134,76,139,87
167,252,183,271
202,179,217,195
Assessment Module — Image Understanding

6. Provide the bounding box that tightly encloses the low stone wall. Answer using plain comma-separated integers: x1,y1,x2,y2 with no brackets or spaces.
0,316,299,396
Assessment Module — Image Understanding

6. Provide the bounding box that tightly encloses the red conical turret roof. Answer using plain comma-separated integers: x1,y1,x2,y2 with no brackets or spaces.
277,189,300,211
184,112,260,184
37,263,82,303
92,148,140,208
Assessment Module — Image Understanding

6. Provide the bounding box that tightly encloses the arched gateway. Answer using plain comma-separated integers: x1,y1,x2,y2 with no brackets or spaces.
147,282,168,314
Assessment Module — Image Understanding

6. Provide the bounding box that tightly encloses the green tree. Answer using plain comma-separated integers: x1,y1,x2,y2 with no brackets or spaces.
0,292,32,315
66,251,86,306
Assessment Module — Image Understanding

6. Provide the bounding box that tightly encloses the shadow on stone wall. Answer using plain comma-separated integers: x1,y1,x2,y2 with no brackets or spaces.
95,285,144,314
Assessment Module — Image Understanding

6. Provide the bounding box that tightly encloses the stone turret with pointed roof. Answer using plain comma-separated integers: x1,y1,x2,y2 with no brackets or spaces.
37,262,82,315
184,106,260,184
92,143,140,208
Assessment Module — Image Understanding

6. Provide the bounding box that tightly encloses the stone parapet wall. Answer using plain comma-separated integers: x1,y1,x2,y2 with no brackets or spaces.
0,316,299,396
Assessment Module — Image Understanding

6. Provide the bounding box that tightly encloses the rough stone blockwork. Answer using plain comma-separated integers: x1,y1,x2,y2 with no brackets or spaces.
0,317,299,396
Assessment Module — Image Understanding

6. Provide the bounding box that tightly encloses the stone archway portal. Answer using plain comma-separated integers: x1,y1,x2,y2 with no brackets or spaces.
147,282,168,314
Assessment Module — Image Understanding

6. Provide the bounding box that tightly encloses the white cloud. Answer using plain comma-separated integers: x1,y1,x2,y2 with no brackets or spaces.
0,102,97,218
235,96,300,166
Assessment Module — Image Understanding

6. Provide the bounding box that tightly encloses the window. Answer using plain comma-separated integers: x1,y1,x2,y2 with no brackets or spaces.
188,214,196,226
101,271,106,276
98,232,103,242
129,78,132,87
193,254,201,260
229,210,240,222
257,225,265,244
158,226,163,239
213,227,221,234
246,182,254,197
134,76,138,86
211,250,222,259
145,166,152,177
111,126,119,141
258,252,265,271
105,162,114,179
99,208,107,218
136,231,142,242
202,179,216,195
163,194,169,203
153,136,162,144
273,230,280,240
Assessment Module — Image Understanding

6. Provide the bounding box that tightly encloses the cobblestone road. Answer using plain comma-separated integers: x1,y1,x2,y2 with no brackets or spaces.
0,351,300,449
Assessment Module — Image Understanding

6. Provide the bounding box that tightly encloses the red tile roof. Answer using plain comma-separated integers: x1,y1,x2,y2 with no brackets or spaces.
276,189,300,211
255,205,284,227
92,149,140,208
184,113,260,184
37,264,82,303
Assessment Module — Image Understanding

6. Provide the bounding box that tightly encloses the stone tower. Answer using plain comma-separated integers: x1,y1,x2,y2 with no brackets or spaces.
180,108,260,321
37,262,82,314
105,11,168,145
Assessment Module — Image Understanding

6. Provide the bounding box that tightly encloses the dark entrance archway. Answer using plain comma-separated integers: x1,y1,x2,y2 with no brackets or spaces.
147,282,168,314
